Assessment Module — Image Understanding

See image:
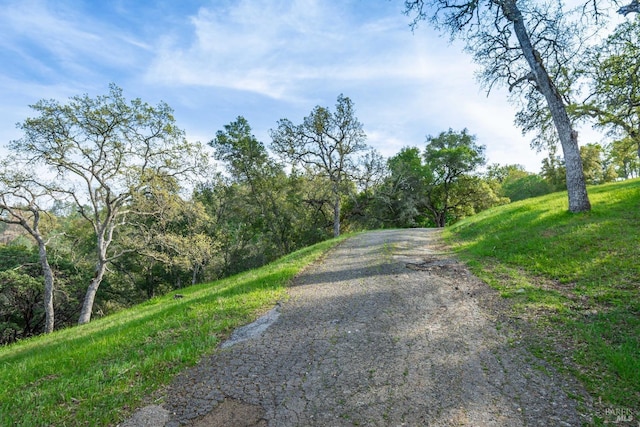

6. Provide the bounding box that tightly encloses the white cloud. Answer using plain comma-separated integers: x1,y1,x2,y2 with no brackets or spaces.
0,0,558,173
0,0,150,81
144,1,447,101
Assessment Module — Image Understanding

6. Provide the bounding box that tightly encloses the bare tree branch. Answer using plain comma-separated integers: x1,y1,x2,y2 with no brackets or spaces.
618,0,639,15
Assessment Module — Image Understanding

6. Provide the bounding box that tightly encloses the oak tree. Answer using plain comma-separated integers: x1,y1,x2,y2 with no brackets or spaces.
10,84,207,324
211,117,296,254
381,129,490,227
404,0,591,212
422,129,488,226
0,162,57,332
270,94,368,236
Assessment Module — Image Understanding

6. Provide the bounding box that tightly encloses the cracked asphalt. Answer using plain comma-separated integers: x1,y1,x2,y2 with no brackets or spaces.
122,229,592,426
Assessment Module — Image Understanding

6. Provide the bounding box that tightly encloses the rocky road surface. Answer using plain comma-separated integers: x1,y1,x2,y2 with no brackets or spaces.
122,229,592,426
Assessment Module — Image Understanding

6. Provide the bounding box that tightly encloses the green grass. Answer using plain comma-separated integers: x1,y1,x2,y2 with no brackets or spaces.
444,179,640,421
0,235,347,426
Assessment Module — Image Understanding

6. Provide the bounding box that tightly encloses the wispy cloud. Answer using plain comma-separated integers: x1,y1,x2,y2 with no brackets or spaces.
145,0,448,101
0,0,151,83
0,0,552,172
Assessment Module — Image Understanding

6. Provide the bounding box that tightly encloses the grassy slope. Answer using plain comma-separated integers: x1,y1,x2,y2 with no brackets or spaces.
0,235,347,427
444,178,640,422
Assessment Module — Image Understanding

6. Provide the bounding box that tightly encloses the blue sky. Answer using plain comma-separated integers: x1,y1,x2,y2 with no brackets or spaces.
0,0,555,172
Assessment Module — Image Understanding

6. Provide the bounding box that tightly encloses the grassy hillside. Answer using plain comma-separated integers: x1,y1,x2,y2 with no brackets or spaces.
445,178,640,423
0,235,347,427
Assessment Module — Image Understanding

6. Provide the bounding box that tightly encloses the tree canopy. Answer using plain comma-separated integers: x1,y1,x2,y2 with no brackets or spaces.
404,0,591,213
2,65,637,341
270,94,368,237
378,129,497,228
9,84,207,324
578,18,640,162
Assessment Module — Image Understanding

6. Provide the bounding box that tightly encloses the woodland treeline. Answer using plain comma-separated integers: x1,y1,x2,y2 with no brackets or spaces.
1,5,639,343
0,86,635,344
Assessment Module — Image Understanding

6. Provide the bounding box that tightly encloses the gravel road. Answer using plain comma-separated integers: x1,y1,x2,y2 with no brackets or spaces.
122,229,592,426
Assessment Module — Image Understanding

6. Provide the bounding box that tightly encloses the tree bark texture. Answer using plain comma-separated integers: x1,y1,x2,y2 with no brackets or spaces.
78,268,106,325
37,239,55,333
78,233,111,324
333,194,341,237
7,208,56,334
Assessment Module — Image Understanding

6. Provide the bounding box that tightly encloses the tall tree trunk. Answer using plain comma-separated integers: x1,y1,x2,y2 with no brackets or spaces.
503,0,591,212
333,193,341,237
78,261,107,324
37,241,55,333
22,214,55,334
192,264,199,285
